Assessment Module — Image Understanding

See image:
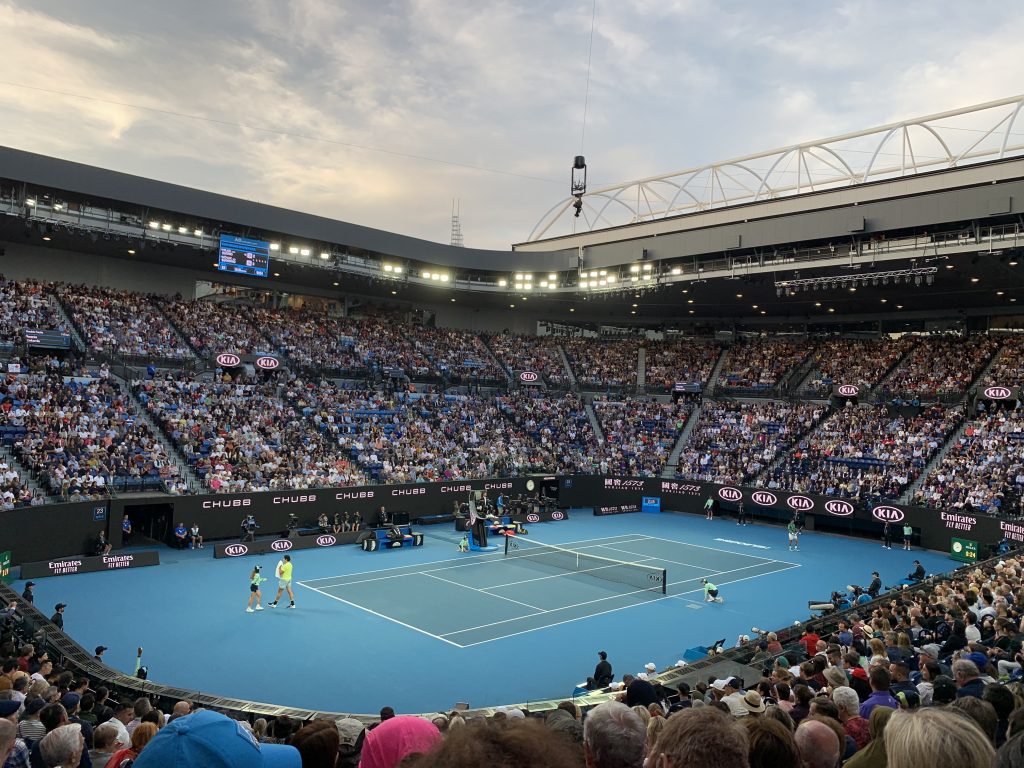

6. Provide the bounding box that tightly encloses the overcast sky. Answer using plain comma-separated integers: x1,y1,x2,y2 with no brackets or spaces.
0,0,1021,249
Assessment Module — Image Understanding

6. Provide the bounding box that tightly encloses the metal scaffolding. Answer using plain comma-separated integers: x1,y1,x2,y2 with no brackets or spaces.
527,95,1024,243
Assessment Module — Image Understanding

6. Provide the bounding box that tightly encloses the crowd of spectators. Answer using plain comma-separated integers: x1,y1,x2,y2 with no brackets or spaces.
561,338,639,390
914,408,1024,516
56,285,192,360
158,299,277,358
483,333,570,387
1,372,179,500
676,400,826,484
592,397,692,476
983,336,1024,390
762,403,963,503
0,278,65,351
719,339,809,390
883,336,1002,396
643,340,721,391
137,375,369,493
805,338,916,395
496,392,601,474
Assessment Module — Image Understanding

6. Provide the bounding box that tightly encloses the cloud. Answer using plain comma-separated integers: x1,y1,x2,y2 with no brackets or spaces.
0,0,1021,249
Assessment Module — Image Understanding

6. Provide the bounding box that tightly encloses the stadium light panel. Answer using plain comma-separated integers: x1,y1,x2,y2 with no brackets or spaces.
394,266,403,274
539,281,548,288
53,203,63,211
515,282,523,289
599,279,607,286
599,270,607,276
671,267,681,275
607,275,616,283
127,249,136,255
498,279,507,287
148,220,159,228
321,252,331,260
299,248,311,257
194,229,204,237
161,223,172,231
514,273,523,280
548,273,557,280
25,199,36,207
631,276,639,283
178,226,188,234
642,264,653,271
288,246,299,254
548,283,557,289
440,274,450,282
383,265,393,272
270,243,281,251
422,270,431,278
630,265,640,273
579,281,588,288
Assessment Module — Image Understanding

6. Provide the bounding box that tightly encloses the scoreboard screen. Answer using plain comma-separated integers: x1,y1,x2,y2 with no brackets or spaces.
218,234,270,278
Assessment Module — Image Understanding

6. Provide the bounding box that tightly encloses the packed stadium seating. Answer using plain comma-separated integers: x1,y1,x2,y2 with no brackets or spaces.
803,337,916,395
496,391,601,474
882,335,1001,396
676,400,826,485
981,335,1024,389
0,277,65,353
592,396,692,476
914,408,1024,516
762,404,963,502
643,339,721,391
56,284,192,360
717,339,808,390
483,332,570,387
561,338,639,390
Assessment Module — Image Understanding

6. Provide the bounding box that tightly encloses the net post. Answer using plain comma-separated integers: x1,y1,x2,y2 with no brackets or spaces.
660,569,667,595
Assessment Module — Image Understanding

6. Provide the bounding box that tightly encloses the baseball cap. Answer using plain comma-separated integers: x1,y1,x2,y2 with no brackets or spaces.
965,652,989,670
23,698,46,716
920,643,942,659
0,700,20,717
711,679,728,691
24,582,35,587
132,710,300,768
60,693,81,711
334,718,365,749
95,646,108,655
54,603,67,610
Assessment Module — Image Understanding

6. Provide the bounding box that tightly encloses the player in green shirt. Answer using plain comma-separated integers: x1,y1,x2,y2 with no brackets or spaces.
701,578,723,603
246,565,267,613
788,521,800,551
269,555,295,609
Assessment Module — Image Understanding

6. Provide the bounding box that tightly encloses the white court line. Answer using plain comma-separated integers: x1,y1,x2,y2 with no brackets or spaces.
303,535,652,590
299,536,647,589
296,582,464,648
422,572,544,611
448,559,790,638
632,533,801,567
486,554,664,589
455,561,802,647
592,544,718,571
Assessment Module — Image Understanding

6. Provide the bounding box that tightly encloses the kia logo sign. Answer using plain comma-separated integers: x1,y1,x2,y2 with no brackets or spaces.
256,356,280,370
316,535,337,547
873,505,905,523
751,491,777,506
224,544,248,557
270,539,293,551
718,487,742,502
825,499,854,517
526,513,540,523
984,387,1012,400
837,384,859,397
551,511,565,520
216,353,241,367
519,371,539,383
787,495,814,511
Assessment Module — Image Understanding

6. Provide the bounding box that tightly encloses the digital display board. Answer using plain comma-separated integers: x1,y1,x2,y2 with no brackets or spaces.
218,234,270,277
24,329,71,349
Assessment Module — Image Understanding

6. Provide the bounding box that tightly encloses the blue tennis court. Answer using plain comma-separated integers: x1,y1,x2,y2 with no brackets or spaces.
298,533,798,647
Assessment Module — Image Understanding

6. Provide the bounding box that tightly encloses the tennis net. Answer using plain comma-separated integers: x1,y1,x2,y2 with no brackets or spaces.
504,536,667,595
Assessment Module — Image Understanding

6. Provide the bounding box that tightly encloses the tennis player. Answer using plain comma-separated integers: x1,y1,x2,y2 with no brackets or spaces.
269,554,295,609
787,519,800,551
246,565,267,613
701,578,724,603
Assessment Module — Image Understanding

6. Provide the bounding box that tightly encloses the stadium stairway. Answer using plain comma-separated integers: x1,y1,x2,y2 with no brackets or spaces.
0,442,52,502
787,349,822,394
661,402,701,478
149,297,199,362
585,399,606,442
748,401,839,485
900,415,971,504
703,345,730,396
109,372,204,494
871,338,922,393
637,346,647,393
49,294,88,354
557,344,578,389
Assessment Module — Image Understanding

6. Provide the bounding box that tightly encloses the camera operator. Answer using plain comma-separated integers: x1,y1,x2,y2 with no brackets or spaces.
241,513,258,542
318,513,330,534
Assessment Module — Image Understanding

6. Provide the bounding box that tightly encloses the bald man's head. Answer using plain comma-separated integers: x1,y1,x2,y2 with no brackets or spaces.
794,719,840,768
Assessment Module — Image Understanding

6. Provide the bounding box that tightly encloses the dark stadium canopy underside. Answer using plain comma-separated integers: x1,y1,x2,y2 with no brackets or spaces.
2,145,1024,327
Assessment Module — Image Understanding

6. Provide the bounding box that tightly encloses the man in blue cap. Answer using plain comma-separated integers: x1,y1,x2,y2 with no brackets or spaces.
133,709,300,768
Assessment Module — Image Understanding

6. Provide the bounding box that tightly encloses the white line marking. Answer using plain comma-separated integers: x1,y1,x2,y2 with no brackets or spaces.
301,535,651,588
667,563,801,601
422,572,544,611
632,533,801,567
295,582,464,648
591,544,713,570
713,538,771,550
486,554,665,589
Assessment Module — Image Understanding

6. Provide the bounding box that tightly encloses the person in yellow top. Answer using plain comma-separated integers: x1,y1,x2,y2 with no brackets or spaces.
269,554,295,609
